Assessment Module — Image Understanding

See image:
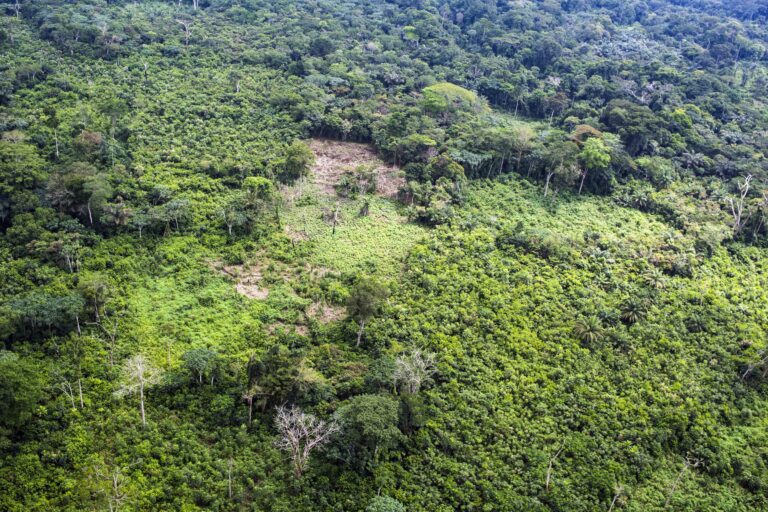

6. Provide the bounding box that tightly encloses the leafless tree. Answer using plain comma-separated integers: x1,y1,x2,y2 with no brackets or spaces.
728,174,753,235
107,466,128,512
616,78,651,104
56,376,77,409
274,405,339,478
393,349,437,394
92,462,136,512
608,484,626,511
114,355,163,427
88,308,125,367
544,170,555,198
742,348,768,380
332,202,340,235
545,445,564,491
176,19,192,46
242,384,266,425
546,75,562,89
665,456,704,508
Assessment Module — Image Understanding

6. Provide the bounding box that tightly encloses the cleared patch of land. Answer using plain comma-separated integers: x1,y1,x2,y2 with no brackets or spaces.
308,139,404,198
278,140,427,277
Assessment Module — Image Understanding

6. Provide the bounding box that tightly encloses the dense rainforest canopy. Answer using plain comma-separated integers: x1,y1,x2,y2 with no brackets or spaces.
1,0,768,510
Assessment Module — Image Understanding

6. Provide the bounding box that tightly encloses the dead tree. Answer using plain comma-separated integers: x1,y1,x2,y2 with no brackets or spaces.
92,462,135,512
176,19,192,46
728,174,753,235
608,484,626,512
242,384,265,425
544,170,555,197
114,355,162,427
332,202,340,235
742,349,768,380
88,309,125,367
545,445,564,491
56,377,77,409
274,405,339,478
665,456,704,508
393,349,437,394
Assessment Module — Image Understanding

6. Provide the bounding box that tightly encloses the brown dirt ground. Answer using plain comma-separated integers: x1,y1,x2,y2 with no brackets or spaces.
307,301,345,324
208,259,269,300
267,322,309,336
308,139,404,198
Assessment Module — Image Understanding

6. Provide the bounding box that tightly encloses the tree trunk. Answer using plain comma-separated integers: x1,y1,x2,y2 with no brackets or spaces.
78,378,84,408
578,169,587,195
65,382,76,408
544,172,553,197
139,382,146,427
608,490,622,512
227,459,233,499
87,201,94,225
356,319,366,347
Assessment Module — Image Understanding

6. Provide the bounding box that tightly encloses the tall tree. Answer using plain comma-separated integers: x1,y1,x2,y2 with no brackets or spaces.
0,351,43,431
346,278,389,347
578,137,611,194
274,405,338,478
279,141,315,183
114,355,162,427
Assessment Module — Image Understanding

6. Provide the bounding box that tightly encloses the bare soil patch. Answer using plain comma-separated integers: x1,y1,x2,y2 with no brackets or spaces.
309,139,404,198
307,301,345,324
267,322,309,336
208,258,270,300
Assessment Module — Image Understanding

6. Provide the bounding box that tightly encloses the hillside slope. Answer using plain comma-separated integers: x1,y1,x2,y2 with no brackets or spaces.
1,1,768,511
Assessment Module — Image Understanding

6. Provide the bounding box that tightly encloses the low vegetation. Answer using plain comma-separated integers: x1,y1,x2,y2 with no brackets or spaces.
2,1,768,511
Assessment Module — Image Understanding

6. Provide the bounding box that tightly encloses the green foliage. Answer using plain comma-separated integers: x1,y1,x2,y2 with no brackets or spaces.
347,277,389,345
2,1,768,510
422,82,483,114
366,495,406,512
0,351,43,430
279,141,315,184
181,348,219,385
580,138,611,172
333,394,403,471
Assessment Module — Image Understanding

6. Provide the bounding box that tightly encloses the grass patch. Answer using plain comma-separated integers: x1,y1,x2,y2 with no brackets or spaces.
284,195,427,276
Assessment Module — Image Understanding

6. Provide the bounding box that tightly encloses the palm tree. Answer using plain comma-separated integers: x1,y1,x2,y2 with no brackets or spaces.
574,316,604,344
679,151,705,170
620,297,647,325
643,268,667,290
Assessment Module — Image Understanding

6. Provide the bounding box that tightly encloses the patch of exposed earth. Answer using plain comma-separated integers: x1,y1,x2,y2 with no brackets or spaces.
307,301,345,324
308,139,404,198
208,258,270,300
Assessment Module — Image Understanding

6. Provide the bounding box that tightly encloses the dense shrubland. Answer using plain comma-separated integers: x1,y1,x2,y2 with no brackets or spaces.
2,0,768,510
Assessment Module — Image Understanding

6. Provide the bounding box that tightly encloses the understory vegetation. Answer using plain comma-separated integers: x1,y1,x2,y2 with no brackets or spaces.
2,0,768,510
